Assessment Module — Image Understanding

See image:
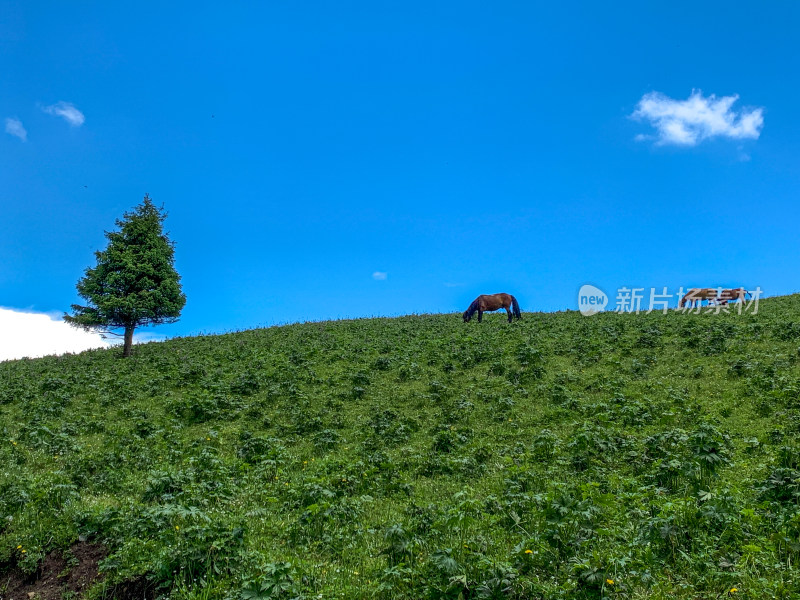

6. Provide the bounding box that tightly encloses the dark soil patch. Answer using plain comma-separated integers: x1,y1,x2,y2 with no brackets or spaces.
1,542,106,600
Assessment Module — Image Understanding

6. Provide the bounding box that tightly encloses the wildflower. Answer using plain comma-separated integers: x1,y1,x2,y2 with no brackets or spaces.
524,549,533,554
16,545,21,549
730,588,738,594
175,526,180,530
606,579,614,585
12,441,17,445
21,549,26,553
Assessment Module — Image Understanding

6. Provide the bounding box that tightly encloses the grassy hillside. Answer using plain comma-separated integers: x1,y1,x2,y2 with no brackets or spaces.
3,296,800,599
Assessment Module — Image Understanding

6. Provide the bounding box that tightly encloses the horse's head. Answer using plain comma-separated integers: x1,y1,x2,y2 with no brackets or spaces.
462,299,479,322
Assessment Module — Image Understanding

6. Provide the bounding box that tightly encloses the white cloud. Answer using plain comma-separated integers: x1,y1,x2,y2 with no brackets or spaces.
632,90,763,146
132,331,167,345
4,117,27,141
372,271,388,281
0,307,109,362
42,101,85,127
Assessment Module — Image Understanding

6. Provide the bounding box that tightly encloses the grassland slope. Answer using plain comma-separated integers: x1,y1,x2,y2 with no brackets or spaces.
3,296,800,599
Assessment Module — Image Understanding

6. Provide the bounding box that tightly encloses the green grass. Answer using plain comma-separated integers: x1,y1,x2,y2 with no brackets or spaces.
3,296,800,599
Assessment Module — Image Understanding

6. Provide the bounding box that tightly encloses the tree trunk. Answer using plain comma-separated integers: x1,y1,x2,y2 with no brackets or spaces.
123,325,135,357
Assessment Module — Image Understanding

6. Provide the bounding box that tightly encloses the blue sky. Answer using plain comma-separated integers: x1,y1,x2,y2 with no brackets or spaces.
2,1,799,354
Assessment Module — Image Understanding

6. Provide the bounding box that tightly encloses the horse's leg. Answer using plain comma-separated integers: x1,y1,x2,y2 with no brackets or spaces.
478,309,483,323
506,307,512,323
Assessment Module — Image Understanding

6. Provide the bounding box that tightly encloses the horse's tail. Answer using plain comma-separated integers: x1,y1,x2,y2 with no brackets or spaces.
511,295,521,320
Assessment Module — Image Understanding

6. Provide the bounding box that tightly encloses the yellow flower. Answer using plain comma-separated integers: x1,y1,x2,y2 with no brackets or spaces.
175,526,180,530
730,588,738,594
21,549,26,553
16,545,21,549
606,579,614,585
524,549,533,554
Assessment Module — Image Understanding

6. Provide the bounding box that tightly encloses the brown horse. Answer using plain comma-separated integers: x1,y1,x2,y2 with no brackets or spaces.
463,293,521,323
718,287,751,305
679,288,720,309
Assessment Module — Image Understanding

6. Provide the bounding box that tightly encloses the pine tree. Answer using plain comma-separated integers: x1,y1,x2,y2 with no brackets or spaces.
65,195,186,357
